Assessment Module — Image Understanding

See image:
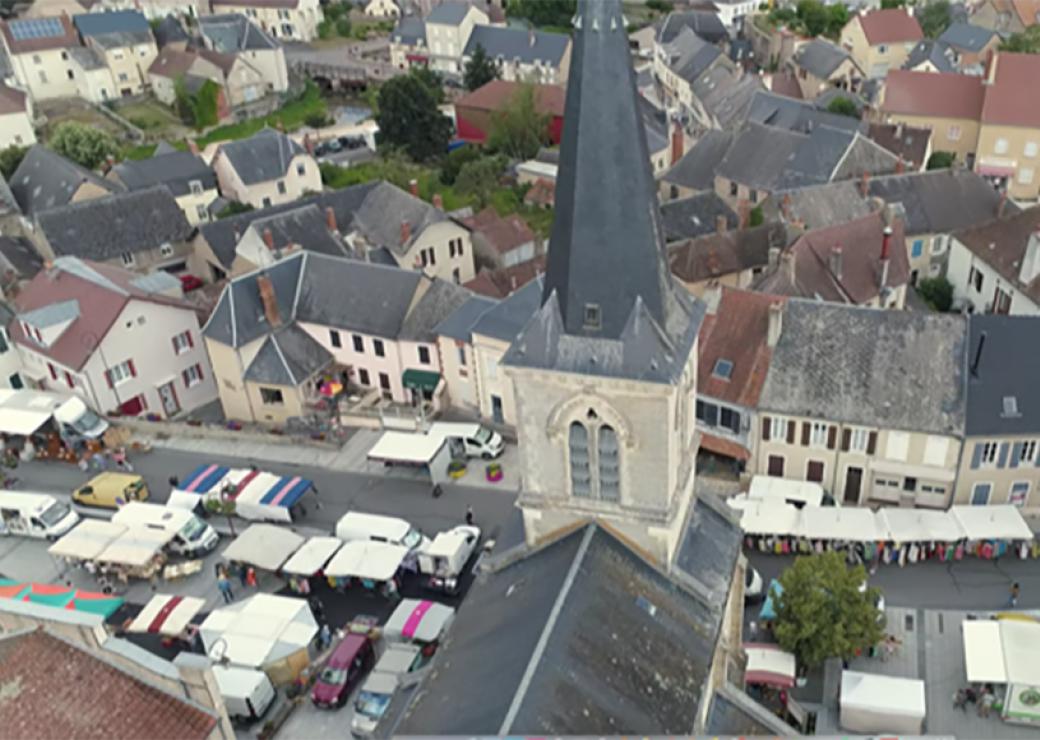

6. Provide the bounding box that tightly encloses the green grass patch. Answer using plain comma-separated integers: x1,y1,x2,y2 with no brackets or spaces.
121,143,157,160
117,101,180,131
193,83,327,149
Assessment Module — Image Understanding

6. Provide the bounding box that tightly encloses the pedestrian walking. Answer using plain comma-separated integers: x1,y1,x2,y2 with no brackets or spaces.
217,573,234,604
1007,582,1021,608
309,596,326,625
318,623,332,651
978,685,995,718
112,447,133,472
465,506,474,526
236,562,248,588
245,566,257,588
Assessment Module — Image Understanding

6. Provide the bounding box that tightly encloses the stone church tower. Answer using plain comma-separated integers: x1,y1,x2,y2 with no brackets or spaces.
502,0,705,567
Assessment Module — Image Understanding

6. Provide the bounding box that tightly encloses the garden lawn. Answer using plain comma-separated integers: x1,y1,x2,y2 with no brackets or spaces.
194,83,327,148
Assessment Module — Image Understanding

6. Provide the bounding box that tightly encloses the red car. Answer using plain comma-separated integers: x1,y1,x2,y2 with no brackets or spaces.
179,274,204,293
311,633,375,709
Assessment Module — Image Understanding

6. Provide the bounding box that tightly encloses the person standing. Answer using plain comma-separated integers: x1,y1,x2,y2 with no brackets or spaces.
465,506,474,526
217,572,234,604
1008,582,1021,608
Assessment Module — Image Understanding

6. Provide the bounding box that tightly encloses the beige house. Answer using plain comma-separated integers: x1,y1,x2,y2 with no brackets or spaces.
199,13,290,96
108,145,219,226
421,2,488,74
0,16,90,102
788,38,863,99
0,85,35,149
432,294,496,416
73,10,158,98
212,129,321,209
975,53,1040,200
971,0,1040,35
841,8,923,78
669,223,783,298
209,0,324,42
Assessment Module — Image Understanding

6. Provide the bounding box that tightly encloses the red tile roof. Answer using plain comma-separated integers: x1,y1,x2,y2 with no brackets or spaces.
0,84,27,115
461,207,536,256
148,47,197,78
524,178,555,208
699,431,751,460
857,8,923,44
881,69,985,120
697,288,784,409
0,16,79,55
982,53,1040,128
455,79,565,117
0,629,217,740
1010,0,1040,26
464,254,546,299
770,70,803,100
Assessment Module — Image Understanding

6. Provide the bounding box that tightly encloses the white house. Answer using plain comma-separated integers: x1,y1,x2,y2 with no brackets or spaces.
212,128,321,209
209,0,323,42
0,85,35,149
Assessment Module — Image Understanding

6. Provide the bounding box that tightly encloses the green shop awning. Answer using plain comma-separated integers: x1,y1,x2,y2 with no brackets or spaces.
402,369,441,392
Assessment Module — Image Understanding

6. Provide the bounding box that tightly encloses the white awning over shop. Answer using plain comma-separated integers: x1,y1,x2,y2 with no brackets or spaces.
1000,619,1040,686
200,593,317,668
739,500,802,536
950,505,1033,541
800,507,880,542
221,524,305,572
878,508,966,543
48,520,127,561
323,540,408,580
281,536,343,576
97,527,173,567
128,594,205,636
748,476,825,507
962,620,1007,683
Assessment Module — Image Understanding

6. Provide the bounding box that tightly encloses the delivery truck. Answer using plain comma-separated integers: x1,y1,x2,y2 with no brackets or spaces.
0,492,80,540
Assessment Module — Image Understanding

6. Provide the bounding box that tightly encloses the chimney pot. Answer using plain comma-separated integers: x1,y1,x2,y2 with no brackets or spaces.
881,225,893,261
304,134,315,154
768,246,780,270
671,122,684,166
409,179,419,197
262,227,275,250
325,206,337,233
432,193,444,210
401,219,411,246
767,301,783,347
716,214,728,234
895,156,905,174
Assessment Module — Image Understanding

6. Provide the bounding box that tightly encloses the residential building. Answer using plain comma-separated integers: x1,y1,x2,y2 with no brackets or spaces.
463,253,546,300
32,185,195,275
653,24,736,122
212,128,321,209
947,205,1040,315
388,17,429,69
788,38,863,99
199,13,289,95
971,0,1040,35
10,257,217,417
108,145,219,226
23,0,94,17
937,22,999,71
866,122,931,171
432,293,496,413
414,1,488,74
659,129,734,201
461,25,571,85
65,45,120,103
228,203,349,273
710,0,758,30
880,69,985,165
460,207,536,268
902,39,957,73
93,0,207,20
454,79,564,145
0,301,27,389
148,47,262,117
0,84,35,149
202,251,469,423
208,0,324,42
840,8,924,78
658,8,729,47
976,52,1040,200
955,314,1040,511
747,89,865,134
0,15,101,103
757,300,966,508
659,191,738,243
73,10,157,98
153,14,190,50
365,0,401,17
9,145,120,217
768,179,873,230
669,222,786,296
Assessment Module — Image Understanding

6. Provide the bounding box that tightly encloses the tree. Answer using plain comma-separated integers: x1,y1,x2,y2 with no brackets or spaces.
440,145,481,185
826,96,859,118
646,0,673,12
927,151,955,170
918,0,952,38
506,0,576,29
49,122,117,170
880,0,905,7
773,552,885,670
824,3,848,37
204,488,237,536
174,78,220,129
455,155,506,207
464,43,499,92
917,276,954,311
0,145,27,178
1001,25,1040,53
410,66,445,104
376,72,452,161
336,16,351,37
487,84,551,160
796,0,829,37
217,201,254,219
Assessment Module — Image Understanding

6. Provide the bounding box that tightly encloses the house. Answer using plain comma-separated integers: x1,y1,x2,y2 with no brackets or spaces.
433,292,496,413
902,39,957,73
768,179,873,231
669,222,787,296
976,53,1040,200
211,129,321,209
708,0,758,30
9,145,120,217
10,257,217,417
91,0,208,20
658,8,729,46
148,47,261,117
73,10,157,97
153,14,190,50
653,24,735,122
454,80,565,145
746,89,864,135
756,299,966,507
406,1,488,74
788,38,863,99
108,145,219,226
460,207,536,268
22,0,94,17
659,191,738,244
199,13,289,95
202,251,470,423
659,129,734,201
937,22,999,70
971,0,1040,35
208,0,324,42
946,205,1040,315
388,17,429,70
880,69,985,165
840,8,924,78
769,69,803,99
0,15,112,103
0,300,27,389
33,185,195,275
696,288,784,468
227,203,349,274
0,84,35,149
955,314,1040,510
364,0,401,17
865,168,1013,284
463,253,546,300
461,25,571,85
866,122,931,171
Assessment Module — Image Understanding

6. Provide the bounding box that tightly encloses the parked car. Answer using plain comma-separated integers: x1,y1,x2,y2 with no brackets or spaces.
179,274,203,293
744,565,764,602
312,633,376,709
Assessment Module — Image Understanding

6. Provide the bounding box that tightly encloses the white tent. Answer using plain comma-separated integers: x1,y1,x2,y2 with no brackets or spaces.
324,540,408,580
877,508,966,543
999,619,1040,686
48,520,127,561
739,500,802,536
281,536,343,576
199,593,318,669
221,524,305,571
800,507,880,542
962,620,1007,683
128,594,205,636
950,505,1033,541
97,527,175,567
840,670,925,735
748,476,825,507
383,599,455,643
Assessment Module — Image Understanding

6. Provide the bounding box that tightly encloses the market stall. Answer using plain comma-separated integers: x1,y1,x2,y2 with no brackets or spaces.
231,471,319,523
0,579,123,617
951,505,1034,559
748,475,825,508
167,463,236,512
221,524,305,573
324,540,408,582
96,526,173,581
743,643,796,688
840,670,926,735
382,598,456,647
128,594,205,637
963,617,1040,726
48,519,127,562
800,507,881,543
281,536,342,577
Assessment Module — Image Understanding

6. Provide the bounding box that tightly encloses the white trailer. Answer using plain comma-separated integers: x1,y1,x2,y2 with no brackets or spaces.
417,525,480,594
212,665,277,723
367,431,453,484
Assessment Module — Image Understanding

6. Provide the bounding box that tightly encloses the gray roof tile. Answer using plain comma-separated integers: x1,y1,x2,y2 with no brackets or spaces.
434,294,497,341
472,275,543,342
464,25,569,66
903,39,956,72
793,38,852,79
216,129,306,186
244,323,331,385
111,151,216,198
662,130,735,190
965,314,1040,436
200,13,278,52
747,90,864,134
427,1,471,25
658,9,727,44
659,192,738,242
866,169,1014,235
939,22,997,52
11,145,121,216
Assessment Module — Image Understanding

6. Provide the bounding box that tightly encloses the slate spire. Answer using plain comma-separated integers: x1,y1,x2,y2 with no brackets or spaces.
541,0,679,339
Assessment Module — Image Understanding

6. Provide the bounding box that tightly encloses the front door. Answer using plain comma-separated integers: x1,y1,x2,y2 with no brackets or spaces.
491,395,504,424
158,381,180,417
844,466,863,505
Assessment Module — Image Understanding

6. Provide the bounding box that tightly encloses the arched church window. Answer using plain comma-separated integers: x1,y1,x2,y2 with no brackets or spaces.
598,425,620,502
569,421,591,498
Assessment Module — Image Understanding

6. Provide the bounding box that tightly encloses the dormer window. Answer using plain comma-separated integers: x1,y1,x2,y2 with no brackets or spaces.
583,303,601,330
121,253,135,267
712,359,733,380
1002,396,1020,418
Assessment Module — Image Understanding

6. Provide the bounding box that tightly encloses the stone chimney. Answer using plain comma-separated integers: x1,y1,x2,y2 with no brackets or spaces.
830,245,843,279
400,220,411,245
768,246,780,271
737,198,751,229
256,273,280,326
432,193,444,210
780,250,795,284
325,206,337,233
767,301,783,348
859,170,870,196
409,179,419,197
1019,229,1040,285
262,227,275,250
187,139,200,156
880,225,893,290
716,214,728,234
671,122,684,166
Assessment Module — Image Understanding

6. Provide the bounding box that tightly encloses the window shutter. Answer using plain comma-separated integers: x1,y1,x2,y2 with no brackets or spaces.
186,332,194,349
801,422,810,446
867,431,877,455
1011,442,1023,469
761,416,770,441
786,422,796,445
970,443,983,469
64,372,73,389
171,336,178,353
997,442,1009,468
841,428,851,452
128,360,137,377
47,363,57,380
105,369,113,388
195,363,204,381
827,425,837,450
140,393,148,410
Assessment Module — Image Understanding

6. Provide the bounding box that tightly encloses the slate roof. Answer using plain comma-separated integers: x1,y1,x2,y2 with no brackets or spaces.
395,522,733,735
216,129,306,186
66,44,106,69
866,122,931,169
903,39,956,72
245,204,347,258
939,22,997,51
507,0,703,385
881,69,985,120
793,38,853,79
770,180,872,228
0,235,44,282
434,294,497,341
463,254,547,299
36,185,192,261
73,10,149,37
427,1,472,25
464,25,569,67
857,8,923,44
471,275,543,342
770,69,803,99
747,90,863,134
658,9,728,45
866,169,1015,236
950,206,1040,305
964,314,1040,436
352,181,452,256
153,15,189,48
659,192,738,243
662,26,722,83
10,145,120,216
200,13,279,52
0,629,217,740
697,71,763,130
661,130,734,191
669,222,787,284
111,151,216,198
391,16,426,45
759,299,967,434
244,323,330,385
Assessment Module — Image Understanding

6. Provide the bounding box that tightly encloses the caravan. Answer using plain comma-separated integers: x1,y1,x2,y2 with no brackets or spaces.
0,492,80,540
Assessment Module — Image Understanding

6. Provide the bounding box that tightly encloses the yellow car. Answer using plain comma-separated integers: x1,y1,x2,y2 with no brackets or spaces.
72,472,149,509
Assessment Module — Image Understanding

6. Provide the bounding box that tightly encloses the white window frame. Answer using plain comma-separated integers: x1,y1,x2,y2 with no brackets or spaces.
184,364,203,387
995,138,1009,154
849,427,869,453
1021,440,1037,464
1018,167,1034,185
971,482,992,505
1009,481,1030,507
980,441,998,466
1025,141,1039,158
172,331,192,355
947,124,961,141
770,416,789,442
109,360,133,386
189,180,204,195
810,421,829,448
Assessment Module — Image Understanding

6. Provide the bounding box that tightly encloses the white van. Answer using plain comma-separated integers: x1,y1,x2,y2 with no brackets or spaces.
428,422,504,459
418,525,481,594
0,390,108,441
112,501,219,557
334,512,430,552
212,665,276,724
350,644,422,737
0,492,80,540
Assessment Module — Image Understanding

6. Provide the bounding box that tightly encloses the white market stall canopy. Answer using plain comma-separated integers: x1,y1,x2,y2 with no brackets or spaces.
324,540,408,580
128,594,205,636
840,670,926,735
281,536,343,576
48,520,127,561
97,527,173,567
200,593,318,669
962,620,1008,683
800,507,881,542
383,599,456,643
743,643,796,688
950,506,1034,541
221,524,305,571
748,476,825,507
0,389,64,436
367,431,447,464
739,500,802,536
878,508,967,543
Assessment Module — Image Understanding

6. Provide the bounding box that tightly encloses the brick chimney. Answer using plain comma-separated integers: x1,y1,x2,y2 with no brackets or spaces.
830,245,843,279
859,171,870,196
768,246,780,271
262,227,275,250
716,214,727,234
325,206,337,233
187,139,200,156
671,122,684,166
303,134,315,154
256,273,280,327
895,156,905,174
780,250,796,284
400,220,411,245
780,193,792,220
737,198,750,229
880,225,893,290
409,179,419,197
767,301,783,347
432,193,444,210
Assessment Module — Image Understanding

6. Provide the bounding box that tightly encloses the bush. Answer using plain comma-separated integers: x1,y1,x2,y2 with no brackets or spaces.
49,122,117,170
305,111,331,128
0,145,28,178
927,151,955,170
440,145,481,185
826,96,859,118
917,276,954,311
336,17,351,37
